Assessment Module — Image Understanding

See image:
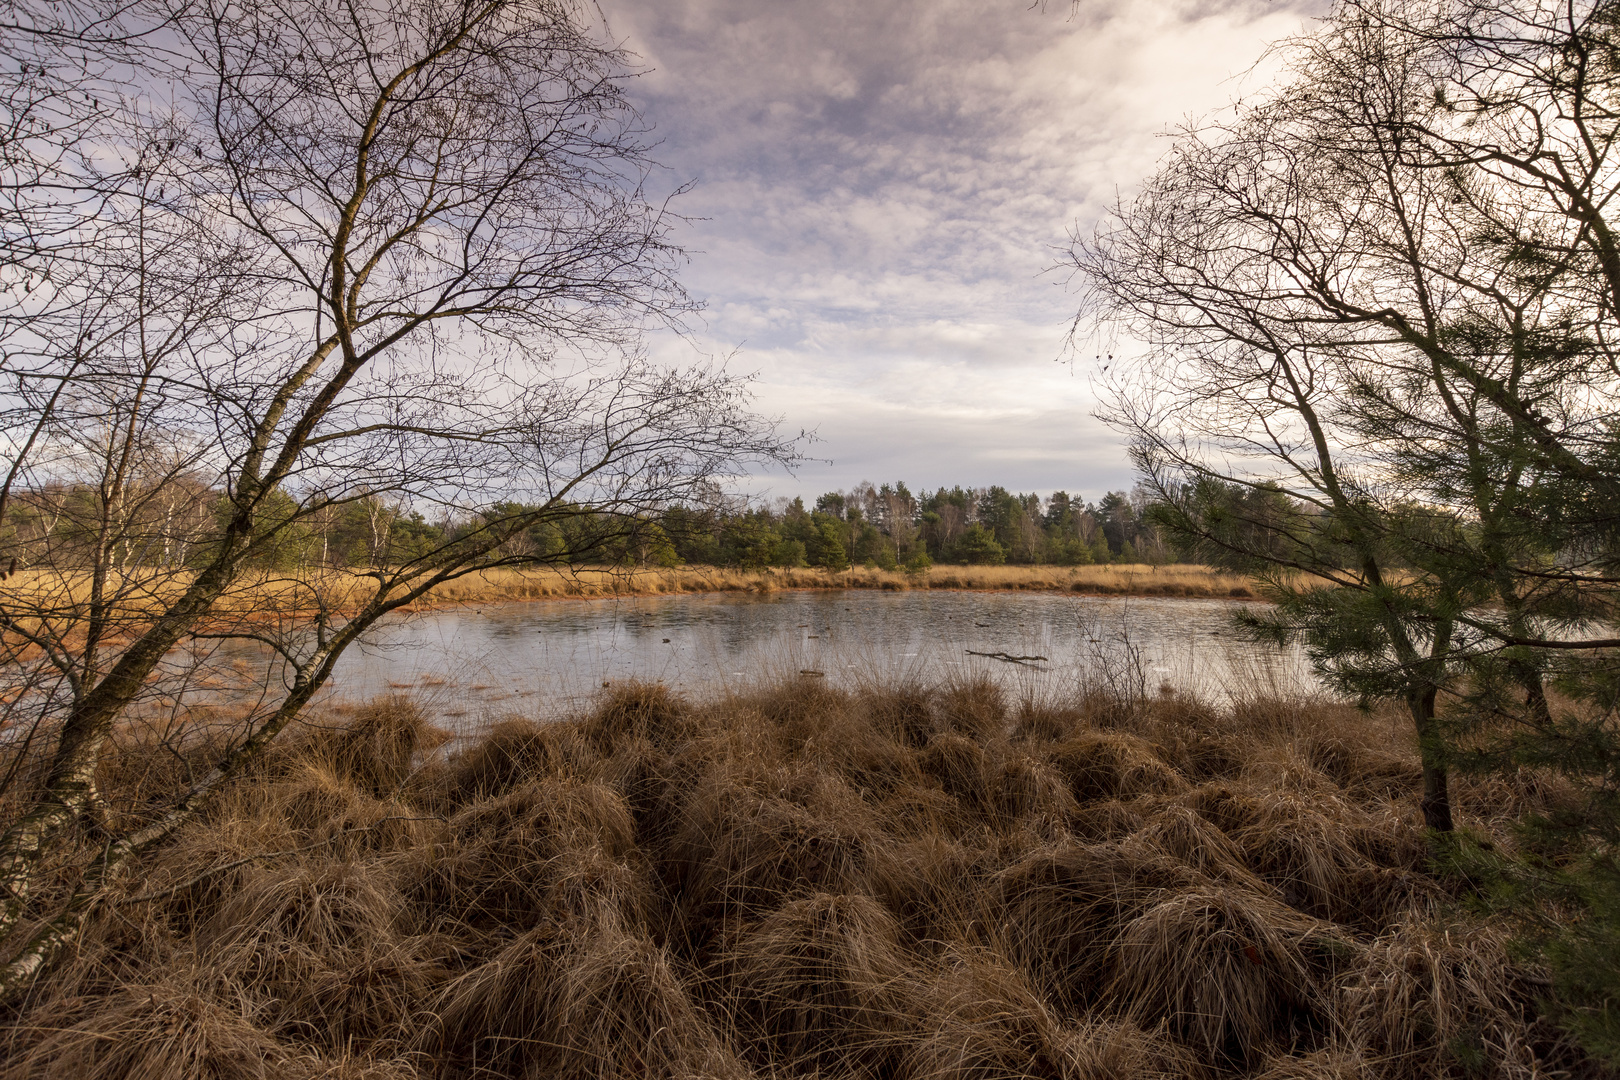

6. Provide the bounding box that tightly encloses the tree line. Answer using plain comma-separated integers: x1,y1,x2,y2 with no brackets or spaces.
662,483,1173,570
0,477,1184,574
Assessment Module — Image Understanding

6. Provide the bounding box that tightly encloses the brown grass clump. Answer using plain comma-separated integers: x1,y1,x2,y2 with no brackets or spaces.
94,725,236,828
862,684,939,749
443,716,598,799
994,752,1080,835
293,696,445,797
544,928,751,1080
191,860,447,1053
1123,804,1267,891
424,924,559,1075
138,808,300,927
1248,1047,1377,1080
1069,799,1147,843
783,699,923,799
876,779,967,842
904,945,1203,1080
196,860,403,969
432,922,749,1080
919,732,994,818
1304,735,1422,802
1175,780,1436,930
1452,766,1579,833
939,677,1008,742
1,973,286,1080
1155,729,1248,782
662,764,881,938
1224,790,1429,927
992,841,1202,1010
582,681,691,754
722,892,913,1073
1239,745,1343,798
589,735,681,844
868,834,985,945
257,762,443,860
407,777,645,932
290,1053,427,1079
1048,730,1188,803
1183,781,1269,833
1053,1017,1203,1080
1339,920,1550,1080
1011,702,1081,744
749,672,845,716
900,944,1082,1080
0,677,1589,1080
1107,885,1342,1064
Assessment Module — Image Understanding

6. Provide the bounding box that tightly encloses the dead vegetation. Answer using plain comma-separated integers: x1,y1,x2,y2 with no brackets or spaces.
0,564,1258,625
420,562,1260,602
0,681,1599,1078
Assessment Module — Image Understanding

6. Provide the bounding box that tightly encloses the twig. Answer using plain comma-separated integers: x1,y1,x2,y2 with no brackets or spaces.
966,650,1049,669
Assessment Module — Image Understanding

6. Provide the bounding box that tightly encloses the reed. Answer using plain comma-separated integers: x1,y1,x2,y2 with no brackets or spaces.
0,561,1257,613
418,562,1261,603
0,679,1592,1079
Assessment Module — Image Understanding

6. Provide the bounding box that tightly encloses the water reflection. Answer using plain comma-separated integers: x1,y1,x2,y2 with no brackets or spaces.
320,590,1318,727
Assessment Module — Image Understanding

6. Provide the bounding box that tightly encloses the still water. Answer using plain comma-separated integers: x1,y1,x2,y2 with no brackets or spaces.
321,590,1317,725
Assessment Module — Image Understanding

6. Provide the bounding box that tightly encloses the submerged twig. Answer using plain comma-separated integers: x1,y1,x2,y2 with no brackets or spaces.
966,650,1049,669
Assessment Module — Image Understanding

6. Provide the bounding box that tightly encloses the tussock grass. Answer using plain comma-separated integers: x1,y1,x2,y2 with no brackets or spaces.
1108,884,1338,1063
0,972,287,1080
721,891,914,1073
0,681,1597,1078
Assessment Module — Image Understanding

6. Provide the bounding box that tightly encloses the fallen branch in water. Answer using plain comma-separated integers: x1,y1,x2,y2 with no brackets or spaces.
966,650,1049,669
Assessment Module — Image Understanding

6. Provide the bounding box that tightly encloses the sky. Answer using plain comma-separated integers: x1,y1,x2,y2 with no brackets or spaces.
597,0,1325,503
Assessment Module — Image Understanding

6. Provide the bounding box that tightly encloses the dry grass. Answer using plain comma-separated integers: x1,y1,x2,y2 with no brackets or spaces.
0,562,1257,618
0,681,1597,1079
419,562,1261,603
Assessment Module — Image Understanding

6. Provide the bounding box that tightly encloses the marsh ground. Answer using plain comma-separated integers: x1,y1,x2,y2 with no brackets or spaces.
0,678,1592,1079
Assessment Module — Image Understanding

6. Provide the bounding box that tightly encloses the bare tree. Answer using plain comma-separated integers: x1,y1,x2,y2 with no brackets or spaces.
1072,0,1620,830
0,0,793,994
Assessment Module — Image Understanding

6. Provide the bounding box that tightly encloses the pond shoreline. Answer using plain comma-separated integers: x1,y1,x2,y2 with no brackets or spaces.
328,585,1302,722
399,563,1259,613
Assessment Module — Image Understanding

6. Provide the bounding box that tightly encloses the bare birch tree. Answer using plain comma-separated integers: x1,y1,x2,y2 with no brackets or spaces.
0,0,793,994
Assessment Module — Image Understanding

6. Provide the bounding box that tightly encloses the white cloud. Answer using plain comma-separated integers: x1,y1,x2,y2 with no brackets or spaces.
603,0,1326,498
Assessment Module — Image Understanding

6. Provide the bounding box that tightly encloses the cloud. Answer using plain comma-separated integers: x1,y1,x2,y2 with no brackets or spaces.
601,0,1326,498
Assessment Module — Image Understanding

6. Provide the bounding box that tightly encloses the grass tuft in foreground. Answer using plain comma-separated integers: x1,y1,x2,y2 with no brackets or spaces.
0,680,1600,1078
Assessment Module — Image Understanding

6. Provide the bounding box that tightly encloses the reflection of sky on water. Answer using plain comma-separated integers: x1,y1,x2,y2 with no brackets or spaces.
316,591,1320,729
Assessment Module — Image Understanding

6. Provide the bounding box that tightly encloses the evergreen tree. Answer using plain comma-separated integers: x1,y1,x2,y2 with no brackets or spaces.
1077,0,1620,1056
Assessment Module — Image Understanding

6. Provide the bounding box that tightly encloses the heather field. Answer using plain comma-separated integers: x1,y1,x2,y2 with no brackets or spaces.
0,678,1596,1079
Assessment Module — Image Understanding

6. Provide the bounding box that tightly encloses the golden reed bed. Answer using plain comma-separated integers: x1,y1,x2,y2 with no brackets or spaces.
423,563,1259,606
0,563,1258,623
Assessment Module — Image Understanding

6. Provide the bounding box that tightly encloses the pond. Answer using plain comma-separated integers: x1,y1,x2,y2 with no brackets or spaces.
320,589,1318,727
